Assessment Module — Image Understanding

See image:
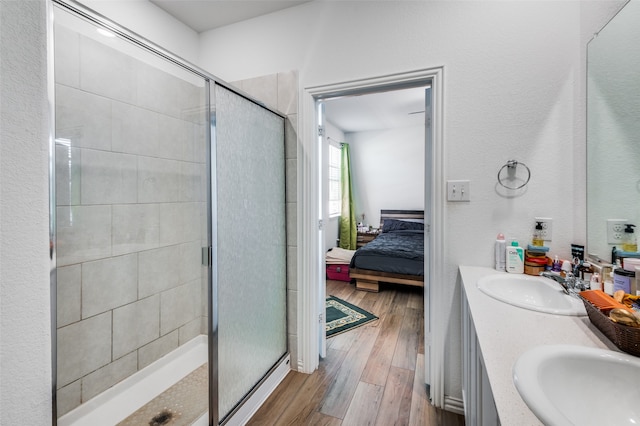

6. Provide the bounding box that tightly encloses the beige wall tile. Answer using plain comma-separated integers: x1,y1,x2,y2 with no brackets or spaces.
55,85,112,151
57,264,81,327
56,205,112,266
138,331,179,369
55,145,81,206
81,352,137,402
160,280,198,335
111,101,159,156
138,245,180,298
82,254,138,319
285,114,298,160
56,380,81,417
112,204,161,256
179,319,202,345
112,295,160,359
57,312,112,387
278,71,298,115
80,36,136,104
81,149,138,205
137,157,181,203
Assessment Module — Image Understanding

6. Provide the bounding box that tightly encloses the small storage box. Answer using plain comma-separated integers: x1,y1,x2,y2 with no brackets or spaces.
326,264,350,282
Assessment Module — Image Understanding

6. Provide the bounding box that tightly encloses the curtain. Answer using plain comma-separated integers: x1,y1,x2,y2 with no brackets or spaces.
339,143,357,250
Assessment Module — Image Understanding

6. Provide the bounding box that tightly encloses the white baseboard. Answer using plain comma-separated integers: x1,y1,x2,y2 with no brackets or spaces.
444,395,465,416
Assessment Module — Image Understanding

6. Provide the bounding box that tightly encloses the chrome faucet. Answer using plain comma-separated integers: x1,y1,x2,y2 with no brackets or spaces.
539,271,571,295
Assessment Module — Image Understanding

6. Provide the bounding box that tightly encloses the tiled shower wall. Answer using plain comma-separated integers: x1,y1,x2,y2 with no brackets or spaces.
232,72,299,369
54,26,207,416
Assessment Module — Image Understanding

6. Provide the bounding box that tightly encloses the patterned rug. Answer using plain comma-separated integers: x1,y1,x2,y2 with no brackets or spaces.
326,296,378,338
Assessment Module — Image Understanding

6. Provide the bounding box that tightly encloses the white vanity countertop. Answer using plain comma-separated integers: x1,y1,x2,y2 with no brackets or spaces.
459,265,619,426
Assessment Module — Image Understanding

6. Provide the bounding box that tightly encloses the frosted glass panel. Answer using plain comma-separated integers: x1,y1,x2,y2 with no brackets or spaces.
215,85,287,420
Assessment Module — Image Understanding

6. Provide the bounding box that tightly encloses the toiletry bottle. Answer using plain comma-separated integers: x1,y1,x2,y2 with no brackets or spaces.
613,267,634,293
506,241,524,274
495,233,506,271
532,221,544,246
552,255,561,272
604,272,614,295
589,272,602,291
622,224,637,252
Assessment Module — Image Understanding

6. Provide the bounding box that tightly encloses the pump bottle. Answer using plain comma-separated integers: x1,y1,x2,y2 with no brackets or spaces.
532,221,544,247
506,241,524,274
622,224,637,252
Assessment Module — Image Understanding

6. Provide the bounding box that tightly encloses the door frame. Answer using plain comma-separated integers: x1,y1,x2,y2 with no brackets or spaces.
298,67,447,406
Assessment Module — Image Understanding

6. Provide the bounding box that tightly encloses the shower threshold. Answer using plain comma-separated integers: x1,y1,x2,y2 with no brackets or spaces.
58,336,208,426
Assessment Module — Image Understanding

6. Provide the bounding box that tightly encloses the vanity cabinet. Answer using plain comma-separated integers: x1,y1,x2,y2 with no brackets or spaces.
462,290,500,426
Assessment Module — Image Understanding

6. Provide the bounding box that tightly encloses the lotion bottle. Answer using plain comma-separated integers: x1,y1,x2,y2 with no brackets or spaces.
495,233,506,271
506,241,524,274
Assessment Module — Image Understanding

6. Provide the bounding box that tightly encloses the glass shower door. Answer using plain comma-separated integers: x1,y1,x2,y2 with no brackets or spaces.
53,5,209,423
213,85,287,421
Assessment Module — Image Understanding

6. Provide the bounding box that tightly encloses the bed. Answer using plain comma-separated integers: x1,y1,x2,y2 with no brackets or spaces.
349,210,425,292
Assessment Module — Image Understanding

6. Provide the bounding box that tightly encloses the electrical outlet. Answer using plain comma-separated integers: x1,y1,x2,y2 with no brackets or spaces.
534,217,553,241
607,219,628,244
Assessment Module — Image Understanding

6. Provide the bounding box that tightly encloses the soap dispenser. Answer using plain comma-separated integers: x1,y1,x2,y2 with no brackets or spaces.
532,221,544,247
622,224,637,252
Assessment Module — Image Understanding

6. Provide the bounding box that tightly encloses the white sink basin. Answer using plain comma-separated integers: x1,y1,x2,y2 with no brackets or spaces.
477,274,586,316
514,345,640,426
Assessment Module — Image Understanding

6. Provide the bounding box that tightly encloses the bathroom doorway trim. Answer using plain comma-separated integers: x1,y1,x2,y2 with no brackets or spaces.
299,67,447,407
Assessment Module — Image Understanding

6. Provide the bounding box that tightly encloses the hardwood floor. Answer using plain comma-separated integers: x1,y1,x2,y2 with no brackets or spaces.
247,280,465,426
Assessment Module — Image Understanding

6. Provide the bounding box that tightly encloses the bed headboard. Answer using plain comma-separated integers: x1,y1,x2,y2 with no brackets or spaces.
379,210,425,228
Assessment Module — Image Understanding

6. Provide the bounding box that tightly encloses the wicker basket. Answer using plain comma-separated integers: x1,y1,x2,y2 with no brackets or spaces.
581,297,640,357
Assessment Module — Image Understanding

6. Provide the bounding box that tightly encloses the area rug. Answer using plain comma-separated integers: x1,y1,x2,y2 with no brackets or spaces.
326,296,378,338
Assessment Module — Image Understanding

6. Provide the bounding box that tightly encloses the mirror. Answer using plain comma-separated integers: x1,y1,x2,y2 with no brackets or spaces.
587,0,640,262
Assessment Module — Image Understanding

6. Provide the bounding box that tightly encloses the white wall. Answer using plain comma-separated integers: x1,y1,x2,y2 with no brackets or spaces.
348,126,424,228
79,0,199,64
198,0,626,402
0,0,52,424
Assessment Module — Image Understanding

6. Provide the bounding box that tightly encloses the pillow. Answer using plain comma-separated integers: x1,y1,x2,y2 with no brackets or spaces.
382,219,424,233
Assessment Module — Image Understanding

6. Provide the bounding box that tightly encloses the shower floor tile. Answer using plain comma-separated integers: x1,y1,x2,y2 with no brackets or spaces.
118,363,208,426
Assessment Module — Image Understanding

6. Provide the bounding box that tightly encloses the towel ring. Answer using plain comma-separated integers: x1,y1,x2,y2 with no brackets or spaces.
497,160,531,190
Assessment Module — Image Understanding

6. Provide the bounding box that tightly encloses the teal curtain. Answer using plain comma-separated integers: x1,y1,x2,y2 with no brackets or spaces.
339,144,357,249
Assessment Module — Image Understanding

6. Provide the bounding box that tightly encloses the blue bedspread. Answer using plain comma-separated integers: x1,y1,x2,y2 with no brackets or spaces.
349,230,424,276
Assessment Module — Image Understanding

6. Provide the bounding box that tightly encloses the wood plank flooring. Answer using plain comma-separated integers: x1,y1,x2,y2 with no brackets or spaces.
247,280,465,426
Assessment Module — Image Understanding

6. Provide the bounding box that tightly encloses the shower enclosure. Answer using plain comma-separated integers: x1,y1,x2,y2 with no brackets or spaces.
51,2,288,425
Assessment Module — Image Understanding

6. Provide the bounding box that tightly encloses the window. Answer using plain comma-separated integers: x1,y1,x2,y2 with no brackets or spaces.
328,143,341,217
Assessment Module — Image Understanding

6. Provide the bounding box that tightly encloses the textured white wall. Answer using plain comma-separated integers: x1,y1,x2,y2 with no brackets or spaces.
198,0,626,401
348,126,425,228
0,0,52,424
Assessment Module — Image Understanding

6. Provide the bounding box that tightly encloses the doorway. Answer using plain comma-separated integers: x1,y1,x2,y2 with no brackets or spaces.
299,68,446,406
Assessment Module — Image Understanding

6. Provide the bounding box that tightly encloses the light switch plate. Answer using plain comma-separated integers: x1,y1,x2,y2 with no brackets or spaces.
447,180,470,202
